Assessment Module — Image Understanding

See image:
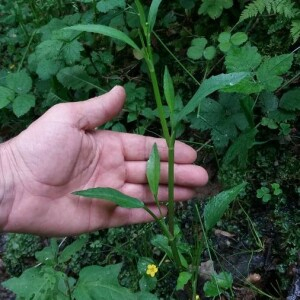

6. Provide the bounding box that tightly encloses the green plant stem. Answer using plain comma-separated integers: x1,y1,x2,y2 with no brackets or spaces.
143,206,182,268
146,59,170,141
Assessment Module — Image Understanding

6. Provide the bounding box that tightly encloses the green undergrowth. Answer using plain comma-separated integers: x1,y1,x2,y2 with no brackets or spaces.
1,0,299,299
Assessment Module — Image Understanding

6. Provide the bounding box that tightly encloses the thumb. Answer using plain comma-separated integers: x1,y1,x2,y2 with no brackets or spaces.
73,86,126,130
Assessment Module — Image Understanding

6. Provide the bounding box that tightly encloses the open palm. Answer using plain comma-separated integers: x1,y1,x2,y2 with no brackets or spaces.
2,87,208,236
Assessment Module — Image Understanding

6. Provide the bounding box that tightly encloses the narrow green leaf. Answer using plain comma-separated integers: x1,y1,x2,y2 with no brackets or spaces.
176,272,192,290
134,0,147,36
147,0,162,32
73,187,144,208
65,24,140,51
163,66,175,115
204,182,247,231
175,72,249,123
146,143,160,197
58,236,88,264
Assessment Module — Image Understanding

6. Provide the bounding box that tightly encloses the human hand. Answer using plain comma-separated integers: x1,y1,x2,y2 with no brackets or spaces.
0,86,208,236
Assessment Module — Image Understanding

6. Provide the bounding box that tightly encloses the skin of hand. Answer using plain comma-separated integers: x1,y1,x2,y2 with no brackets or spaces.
0,86,208,236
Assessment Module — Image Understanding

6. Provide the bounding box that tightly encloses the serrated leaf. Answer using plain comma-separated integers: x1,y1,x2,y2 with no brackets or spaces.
58,236,88,264
256,54,293,91
204,182,247,231
73,187,144,208
259,92,278,113
175,72,249,123
223,128,258,167
6,70,32,94
96,0,126,13
176,272,192,291
148,0,162,32
225,44,262,72
12,94,35,117
230,32,248,46
279,89,300,111
36,59,63,80
63,39,83,65
163,66,175,115
146,143,160,197
0,86,15,108
36,40,64,60
2,267,46,299
56,65,99,91
65,24,140,51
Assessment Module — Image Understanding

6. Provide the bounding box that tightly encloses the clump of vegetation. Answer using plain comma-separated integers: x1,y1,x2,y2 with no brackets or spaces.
0,0,299,299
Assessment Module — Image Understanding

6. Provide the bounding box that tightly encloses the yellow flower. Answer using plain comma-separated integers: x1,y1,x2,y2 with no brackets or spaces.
146,264,158,277
195,295,200,300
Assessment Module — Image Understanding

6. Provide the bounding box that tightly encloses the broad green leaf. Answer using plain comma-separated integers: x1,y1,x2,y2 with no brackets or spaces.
62,39,84,65
256,54,293,91
223,128,258,167
137,257,154,275
58,235,88,264
187,46,203,60
163,66,175,114
96,0,126,13
175,72,249,123
3,266,70,300
259,92,278,113
36,59,63,80
73,264,158,300
6,70,32,94
73,187,144,208
176,272,192,290
146,143,160,197
57,65,99,91
0,86,14,108
151,234,173,258
203,46,216,60
139,275,157,292
218,32,231,43
230,32,248,46
204,182,247,231
279,89,300,111
204,272,233,297
147,0,162,33
66,24,140,51
35,239,58,266
225,44,262,72
12,94,35,117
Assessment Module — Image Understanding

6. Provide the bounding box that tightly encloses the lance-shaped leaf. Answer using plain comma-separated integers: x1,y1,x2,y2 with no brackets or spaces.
146,143,160,197
204,182,247,231
148,0,162,32
163,66,175,115
134,0,147,36
65,24,140,51
73,187,144,208
175,72,249,123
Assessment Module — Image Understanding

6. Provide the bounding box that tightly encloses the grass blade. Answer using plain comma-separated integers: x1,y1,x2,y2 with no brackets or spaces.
65,24,140,51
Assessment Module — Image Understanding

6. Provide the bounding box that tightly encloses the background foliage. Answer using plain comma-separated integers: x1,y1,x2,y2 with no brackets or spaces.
0,0,299,299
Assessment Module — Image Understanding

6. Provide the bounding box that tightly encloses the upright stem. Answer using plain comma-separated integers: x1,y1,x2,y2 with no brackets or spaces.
147,61,170,142
167,134,175,236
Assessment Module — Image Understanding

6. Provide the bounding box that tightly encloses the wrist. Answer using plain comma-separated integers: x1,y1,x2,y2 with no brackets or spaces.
0,140,17,231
